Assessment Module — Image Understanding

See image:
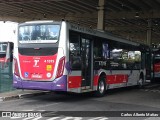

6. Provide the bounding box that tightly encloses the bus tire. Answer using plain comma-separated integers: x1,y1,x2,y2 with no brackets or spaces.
95,75,106,97
137,74,144,88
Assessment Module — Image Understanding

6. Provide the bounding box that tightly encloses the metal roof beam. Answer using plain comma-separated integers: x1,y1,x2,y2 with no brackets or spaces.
115,0,141,11
128,0,151,11
66,0,95,13
142,0,160,10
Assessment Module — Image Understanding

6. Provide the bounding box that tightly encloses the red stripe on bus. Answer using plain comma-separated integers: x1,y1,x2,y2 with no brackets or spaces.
94,75,99,86
68,76,82,88
0,58,5,62
19,53,57,80
0,58,5,69
154,64,160,72
107,74,128,84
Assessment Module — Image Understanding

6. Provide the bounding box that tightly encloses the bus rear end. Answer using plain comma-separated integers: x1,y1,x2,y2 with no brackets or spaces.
0,42,7,69
153,56,160,79
0,42,13,68
13,21,67,91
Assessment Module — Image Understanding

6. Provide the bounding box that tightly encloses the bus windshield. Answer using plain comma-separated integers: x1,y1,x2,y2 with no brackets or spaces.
154,57,160,64
0,43,7,53
18,24,60,43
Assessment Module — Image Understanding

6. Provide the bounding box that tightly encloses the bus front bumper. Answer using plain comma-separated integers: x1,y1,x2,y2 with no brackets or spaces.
13,75,67,91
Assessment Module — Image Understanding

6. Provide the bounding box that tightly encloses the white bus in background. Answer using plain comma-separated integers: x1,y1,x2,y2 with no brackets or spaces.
0,21,17,70
0,41,14,69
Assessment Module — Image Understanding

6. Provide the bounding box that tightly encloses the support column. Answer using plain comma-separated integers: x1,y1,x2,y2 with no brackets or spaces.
97,0,105,30
147,19,152,46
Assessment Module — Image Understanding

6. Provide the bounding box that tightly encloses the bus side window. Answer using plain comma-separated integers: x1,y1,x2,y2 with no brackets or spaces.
94,39,103,60
69,32,81,70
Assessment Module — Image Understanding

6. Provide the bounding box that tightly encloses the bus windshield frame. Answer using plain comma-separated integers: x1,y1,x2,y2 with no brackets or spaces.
0,43,7,53
18,23,61,44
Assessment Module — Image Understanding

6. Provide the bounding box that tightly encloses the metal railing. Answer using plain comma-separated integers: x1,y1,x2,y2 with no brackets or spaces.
0,62,15,92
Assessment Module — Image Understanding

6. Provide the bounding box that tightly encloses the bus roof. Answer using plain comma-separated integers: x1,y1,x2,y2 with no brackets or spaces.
19,20,61,26
66,21,141,47
19,20,148,48
0,40,14,43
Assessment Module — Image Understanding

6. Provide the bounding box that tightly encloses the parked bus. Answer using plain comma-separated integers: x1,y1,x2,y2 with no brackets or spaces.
0,41,14,69
151,48,160,82
13,20,150,96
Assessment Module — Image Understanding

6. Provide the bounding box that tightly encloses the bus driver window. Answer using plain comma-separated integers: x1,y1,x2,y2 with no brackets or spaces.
69,32,81,70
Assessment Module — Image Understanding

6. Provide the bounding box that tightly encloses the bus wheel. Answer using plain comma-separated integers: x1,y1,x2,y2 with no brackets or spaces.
95,76,106,97
137,76,144,88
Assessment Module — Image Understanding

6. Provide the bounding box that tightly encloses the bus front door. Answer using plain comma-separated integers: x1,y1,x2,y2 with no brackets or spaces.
81,38,93,88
